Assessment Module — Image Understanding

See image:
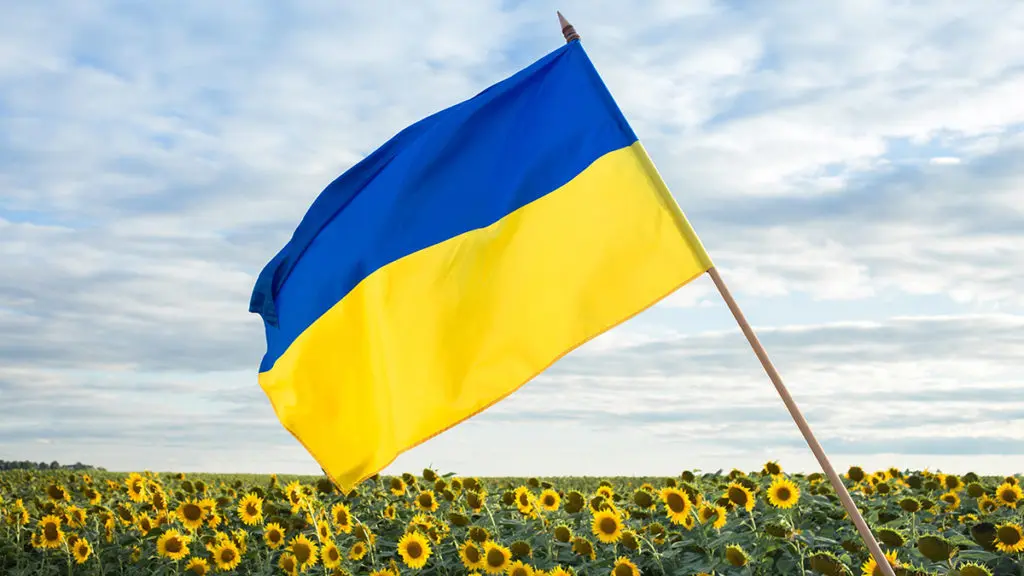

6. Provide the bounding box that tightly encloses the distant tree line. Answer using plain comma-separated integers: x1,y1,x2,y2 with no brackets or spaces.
0,460,105,471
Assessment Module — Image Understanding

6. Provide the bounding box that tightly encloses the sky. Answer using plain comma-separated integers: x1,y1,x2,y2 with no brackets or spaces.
2,0,1023,479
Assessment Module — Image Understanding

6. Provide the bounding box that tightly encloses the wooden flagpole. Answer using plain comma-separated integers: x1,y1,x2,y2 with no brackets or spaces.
556,12,896,576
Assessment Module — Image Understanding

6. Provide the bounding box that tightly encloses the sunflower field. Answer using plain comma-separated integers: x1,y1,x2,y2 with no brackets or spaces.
1,464,1022,576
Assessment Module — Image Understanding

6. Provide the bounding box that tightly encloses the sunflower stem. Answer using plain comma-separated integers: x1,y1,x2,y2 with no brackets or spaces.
483,503,500,538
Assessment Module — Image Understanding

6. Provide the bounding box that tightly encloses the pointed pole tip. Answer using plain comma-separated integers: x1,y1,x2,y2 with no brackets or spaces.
556,10,580,43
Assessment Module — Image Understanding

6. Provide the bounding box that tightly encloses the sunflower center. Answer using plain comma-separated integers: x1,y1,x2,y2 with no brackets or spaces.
512,567,528,576
599,517,618,534
543,495,555,506
246,504,257,515
487,549,505,567
418,494,432,507
166,538,182,554
407,541,423,558
44,523,58,540
466,545,480,562
728,487,748,505
329,547,340,561
220,549,236,563
519,494,529,506
666,492,687,513
998,526,1022,545
269,531,281,543
614,563,632,576
183,504,202,521
777,487,791,501
336,510,349,524
295,543,311,563
1000,489,1019,503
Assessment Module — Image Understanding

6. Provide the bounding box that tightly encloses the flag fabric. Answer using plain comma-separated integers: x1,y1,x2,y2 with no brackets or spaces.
249,40,713,492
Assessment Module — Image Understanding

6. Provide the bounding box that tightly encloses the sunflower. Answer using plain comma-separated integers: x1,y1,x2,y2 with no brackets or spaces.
977,495,998,514
236,492,263,526
460,540,486,571
699,504,728,529
264,522,285,549
897,497,920,513
211,538,241,571
861,549,900,576
317,519,333,541
658,487,692,524
596,485,615,500
413,490,438,512
322,540,343,569
66,505,87,528
942,474,963,491
995,482,1023,508
125,473,148,503
725,544,749,567
571,537,596,560
46,483,70,502
767,477,800,509
279,552,298,576
398,530,432,569
354,523,376,547
390,477,408,495
763,460,783,476
957,562,994,576
726,482,755,512
994,522,1024,553
611,556,640,576
156,529,191,561
552,523,572,543
482,541,512,574
632,488,654,509
513,486,535,514
290,533,319,571
940,490,960,510
808,551,848,576
72,537,92,564
591,509,623,543
133,512,154,536
38,514,64,548
176,498,206,531
506,560,534,576
331,502,354,533
619,529,640,551
539,489,560,511
847,466,866,482
548,567,572,576
349,540,368,561
185,557,210,576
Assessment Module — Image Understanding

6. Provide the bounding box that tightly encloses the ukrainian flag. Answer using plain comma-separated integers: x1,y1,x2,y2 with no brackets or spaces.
249,40,713,492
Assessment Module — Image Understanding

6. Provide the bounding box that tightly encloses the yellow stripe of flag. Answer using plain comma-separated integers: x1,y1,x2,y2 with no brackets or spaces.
249,41,712,492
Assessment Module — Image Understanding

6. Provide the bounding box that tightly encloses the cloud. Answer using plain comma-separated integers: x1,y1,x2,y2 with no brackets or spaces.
1,0,1022,477
3,314,1022,475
